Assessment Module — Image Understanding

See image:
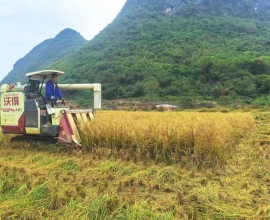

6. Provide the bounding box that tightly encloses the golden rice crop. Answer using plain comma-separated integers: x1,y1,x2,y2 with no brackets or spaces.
81,111,255,167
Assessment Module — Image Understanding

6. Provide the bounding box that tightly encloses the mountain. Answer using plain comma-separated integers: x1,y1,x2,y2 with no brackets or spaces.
5,0,270,106
1,28,87,84
49,0,270,106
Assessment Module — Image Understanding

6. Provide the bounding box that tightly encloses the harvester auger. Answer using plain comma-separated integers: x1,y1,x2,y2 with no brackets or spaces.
0,70,101,146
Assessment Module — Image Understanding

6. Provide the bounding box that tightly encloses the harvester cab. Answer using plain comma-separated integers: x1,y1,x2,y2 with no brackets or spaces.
0,70,99,146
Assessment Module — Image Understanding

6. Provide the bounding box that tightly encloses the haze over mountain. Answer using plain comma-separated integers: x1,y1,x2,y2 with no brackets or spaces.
1,28,87,84
4,0,270,106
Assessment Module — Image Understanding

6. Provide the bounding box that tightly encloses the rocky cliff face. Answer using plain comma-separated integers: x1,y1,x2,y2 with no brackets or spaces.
124,0,270,13
163,0,270,8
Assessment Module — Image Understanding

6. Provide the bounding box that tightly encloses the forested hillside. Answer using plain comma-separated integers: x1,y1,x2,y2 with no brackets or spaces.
3,0,270,106
50,0,270,106
1,28,87,84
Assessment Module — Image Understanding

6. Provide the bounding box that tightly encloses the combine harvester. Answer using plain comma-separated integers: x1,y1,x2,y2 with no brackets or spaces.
0,70,101,145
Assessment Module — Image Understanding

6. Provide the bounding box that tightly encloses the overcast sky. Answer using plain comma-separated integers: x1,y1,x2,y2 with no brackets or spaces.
0,0,127,81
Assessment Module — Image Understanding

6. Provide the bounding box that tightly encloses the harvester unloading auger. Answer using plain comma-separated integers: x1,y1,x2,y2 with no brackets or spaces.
0,70,101,146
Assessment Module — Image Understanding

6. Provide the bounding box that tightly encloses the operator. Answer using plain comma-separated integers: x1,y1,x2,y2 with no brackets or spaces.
45,73,64,125
45,73,63,103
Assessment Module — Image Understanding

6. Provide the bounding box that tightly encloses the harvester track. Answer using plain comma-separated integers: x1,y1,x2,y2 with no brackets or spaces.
10,135,58,144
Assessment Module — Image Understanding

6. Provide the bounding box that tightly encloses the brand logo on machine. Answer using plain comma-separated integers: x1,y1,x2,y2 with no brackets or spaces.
3,94,19,106
2,108,15,112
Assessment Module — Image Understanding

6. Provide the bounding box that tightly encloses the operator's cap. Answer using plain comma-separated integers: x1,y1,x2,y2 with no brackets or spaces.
52,73,58,78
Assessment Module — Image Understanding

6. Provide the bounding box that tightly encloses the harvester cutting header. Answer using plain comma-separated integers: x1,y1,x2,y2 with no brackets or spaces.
0,70,101,145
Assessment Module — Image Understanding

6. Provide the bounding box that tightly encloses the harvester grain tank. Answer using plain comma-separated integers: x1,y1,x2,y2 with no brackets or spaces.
0,70,101,145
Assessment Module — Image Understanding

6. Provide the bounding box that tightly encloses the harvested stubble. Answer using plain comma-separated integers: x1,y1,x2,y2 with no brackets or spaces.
80,111,255,167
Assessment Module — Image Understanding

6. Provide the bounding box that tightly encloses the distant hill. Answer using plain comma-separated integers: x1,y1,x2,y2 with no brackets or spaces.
1,28,87,84
49,0,270,106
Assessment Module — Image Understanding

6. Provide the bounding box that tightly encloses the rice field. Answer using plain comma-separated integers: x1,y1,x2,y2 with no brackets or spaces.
0,111,269,219
80,111,255,168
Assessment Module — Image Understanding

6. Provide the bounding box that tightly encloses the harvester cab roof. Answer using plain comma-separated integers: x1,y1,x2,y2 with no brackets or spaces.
0,69,100,146
25,70,64,79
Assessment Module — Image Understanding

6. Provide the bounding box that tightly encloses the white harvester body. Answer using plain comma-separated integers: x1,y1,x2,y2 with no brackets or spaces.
0,70,101,145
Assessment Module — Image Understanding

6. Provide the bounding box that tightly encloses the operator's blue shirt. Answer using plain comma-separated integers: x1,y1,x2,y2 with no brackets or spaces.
45,80,63,101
